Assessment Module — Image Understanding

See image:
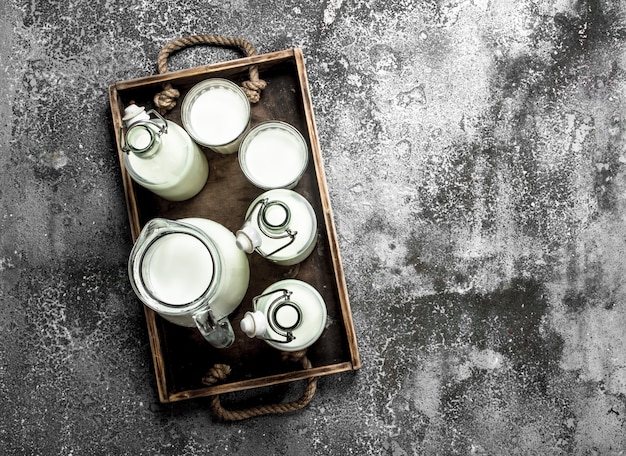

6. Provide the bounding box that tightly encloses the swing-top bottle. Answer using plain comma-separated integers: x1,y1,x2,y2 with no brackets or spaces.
120,104,209,201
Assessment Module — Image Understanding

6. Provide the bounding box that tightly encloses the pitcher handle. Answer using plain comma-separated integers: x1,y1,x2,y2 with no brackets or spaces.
193,308,235,349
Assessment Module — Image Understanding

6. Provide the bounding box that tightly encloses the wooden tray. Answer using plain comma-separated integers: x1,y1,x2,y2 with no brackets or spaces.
108,48,361,403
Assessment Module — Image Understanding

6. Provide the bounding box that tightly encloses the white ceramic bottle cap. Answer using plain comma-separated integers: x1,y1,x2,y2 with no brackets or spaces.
240,311,267,338
274,303,300,329
235,224,262,253
264,203,289,228
122,104,150,126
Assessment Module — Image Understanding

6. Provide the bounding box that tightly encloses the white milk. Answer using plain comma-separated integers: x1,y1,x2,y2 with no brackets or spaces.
257,279,327,352
183,218,250,320
141,232,214,305
237,189,317,266
239,122,308,189
124,120,209,201
182,79,250,154
130,218,250,329
259,191,316,265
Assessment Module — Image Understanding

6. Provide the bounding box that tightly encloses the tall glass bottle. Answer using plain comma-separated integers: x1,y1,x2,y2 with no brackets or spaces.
120,104,209,201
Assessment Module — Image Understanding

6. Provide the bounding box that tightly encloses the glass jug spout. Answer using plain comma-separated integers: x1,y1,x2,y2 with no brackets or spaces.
134,217,171,244
193,308,236,349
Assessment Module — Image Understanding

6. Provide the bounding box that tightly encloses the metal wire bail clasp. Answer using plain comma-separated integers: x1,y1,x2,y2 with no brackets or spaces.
254,198,297,257
252,288,302,344
119,108,168,154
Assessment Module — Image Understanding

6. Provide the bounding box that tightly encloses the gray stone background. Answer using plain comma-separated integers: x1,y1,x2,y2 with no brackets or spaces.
2,0,626,454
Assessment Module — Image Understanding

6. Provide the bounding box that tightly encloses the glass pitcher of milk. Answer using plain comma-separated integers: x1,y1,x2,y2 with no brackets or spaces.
128,217,250,348
120,104,209,201
235,189,318,266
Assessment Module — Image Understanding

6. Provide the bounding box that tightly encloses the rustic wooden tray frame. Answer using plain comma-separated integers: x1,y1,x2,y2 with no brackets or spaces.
108,48,360,403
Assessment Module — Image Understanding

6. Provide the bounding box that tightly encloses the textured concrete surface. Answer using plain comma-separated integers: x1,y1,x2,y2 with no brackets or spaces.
2,0,626,454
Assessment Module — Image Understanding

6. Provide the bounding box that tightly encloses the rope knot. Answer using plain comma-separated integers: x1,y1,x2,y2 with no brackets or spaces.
281,349,307,364
242,78,267,104
202,363,231,386
281,349,312,369
153,83,180,115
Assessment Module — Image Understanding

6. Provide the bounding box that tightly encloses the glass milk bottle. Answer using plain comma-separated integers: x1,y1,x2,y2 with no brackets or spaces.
128,217,250,349
120,104,209,201
240,279,327,352
235,189,318,266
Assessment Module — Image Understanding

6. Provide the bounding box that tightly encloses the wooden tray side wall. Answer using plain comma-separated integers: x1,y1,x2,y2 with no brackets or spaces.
292,50,361,371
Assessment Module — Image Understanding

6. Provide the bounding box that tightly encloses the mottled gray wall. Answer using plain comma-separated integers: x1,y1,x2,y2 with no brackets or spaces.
1,0,626,455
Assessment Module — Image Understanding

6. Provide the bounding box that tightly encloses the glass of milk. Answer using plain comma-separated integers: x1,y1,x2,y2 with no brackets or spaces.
181,78,251,154
238,121,309,189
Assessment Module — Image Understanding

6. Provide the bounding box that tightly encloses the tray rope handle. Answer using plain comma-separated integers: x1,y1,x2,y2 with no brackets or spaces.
153,34,267,114
202,349,318,421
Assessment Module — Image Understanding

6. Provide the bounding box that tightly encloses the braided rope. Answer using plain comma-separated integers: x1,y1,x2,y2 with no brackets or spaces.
153,35,267,114
202,350,318,421
201,364,231,386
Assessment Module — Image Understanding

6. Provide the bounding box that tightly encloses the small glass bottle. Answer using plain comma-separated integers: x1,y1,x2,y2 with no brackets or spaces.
235,189,318,266
239,279,327,352
120,104,209,201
